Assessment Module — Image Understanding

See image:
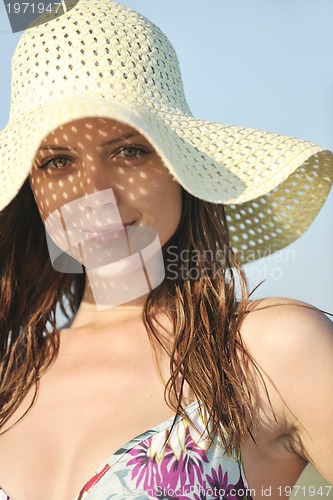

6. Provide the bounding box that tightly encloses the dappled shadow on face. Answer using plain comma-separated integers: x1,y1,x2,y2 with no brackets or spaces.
29,117,183,308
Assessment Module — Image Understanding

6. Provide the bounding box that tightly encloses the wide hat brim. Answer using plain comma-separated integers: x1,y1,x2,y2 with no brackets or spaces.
0,94,332,263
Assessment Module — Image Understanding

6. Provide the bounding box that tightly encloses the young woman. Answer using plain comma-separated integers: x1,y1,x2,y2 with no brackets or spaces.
0,1,332,499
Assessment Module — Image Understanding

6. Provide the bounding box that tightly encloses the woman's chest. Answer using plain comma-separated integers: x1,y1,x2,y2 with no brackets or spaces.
0,346,179,499
0,333,305,500
0,387,304,500
0,395,250,500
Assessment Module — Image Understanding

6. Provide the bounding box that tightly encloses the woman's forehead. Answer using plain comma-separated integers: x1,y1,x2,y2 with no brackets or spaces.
40,117,140,146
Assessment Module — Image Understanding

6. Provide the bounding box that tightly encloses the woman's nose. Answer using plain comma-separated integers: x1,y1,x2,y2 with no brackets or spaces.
79,155,120,207
80,188,119,213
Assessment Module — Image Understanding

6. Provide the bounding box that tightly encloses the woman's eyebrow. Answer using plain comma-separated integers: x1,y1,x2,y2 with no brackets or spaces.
38,145,73,152
38,132,142,152
101,131,141,146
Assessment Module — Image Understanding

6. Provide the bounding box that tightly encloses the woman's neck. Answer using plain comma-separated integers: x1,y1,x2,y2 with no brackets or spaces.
70,285,149,329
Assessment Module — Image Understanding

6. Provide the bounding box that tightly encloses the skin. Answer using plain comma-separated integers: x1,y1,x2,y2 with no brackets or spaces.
0,119,332,499
240,299,333,494
30,117,183,318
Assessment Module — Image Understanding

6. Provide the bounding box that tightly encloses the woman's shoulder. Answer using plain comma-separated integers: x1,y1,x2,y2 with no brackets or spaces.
240,297,333,482
241,296,333,348
239,296,333,388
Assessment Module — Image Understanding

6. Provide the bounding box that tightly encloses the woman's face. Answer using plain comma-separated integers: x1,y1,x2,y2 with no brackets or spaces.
29,117,182,249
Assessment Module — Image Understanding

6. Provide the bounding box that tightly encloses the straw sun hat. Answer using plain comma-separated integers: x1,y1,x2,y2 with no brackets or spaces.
0,0,332,263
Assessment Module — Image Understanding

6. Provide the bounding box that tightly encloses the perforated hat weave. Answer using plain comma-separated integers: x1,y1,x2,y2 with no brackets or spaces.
0,0,332,262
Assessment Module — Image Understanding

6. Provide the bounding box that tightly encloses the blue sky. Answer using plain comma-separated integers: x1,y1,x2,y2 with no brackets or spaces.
0,0,332,310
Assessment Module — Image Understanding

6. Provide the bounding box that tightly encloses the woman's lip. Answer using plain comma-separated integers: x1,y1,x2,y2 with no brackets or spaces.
78,223,135,246
79,222,134,234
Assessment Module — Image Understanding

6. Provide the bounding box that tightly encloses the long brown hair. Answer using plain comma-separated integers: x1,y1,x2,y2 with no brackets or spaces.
0,179,259,454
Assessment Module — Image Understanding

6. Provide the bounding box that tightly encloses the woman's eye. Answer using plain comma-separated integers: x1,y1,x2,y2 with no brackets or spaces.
39,156,72,170
116,146,149,159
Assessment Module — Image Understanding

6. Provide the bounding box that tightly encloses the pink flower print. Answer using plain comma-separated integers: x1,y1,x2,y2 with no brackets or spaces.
159,425,209,491
126,438,163,493
206,464,251,500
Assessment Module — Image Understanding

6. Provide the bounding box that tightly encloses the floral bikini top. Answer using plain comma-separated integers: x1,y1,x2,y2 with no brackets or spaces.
0,401,253,499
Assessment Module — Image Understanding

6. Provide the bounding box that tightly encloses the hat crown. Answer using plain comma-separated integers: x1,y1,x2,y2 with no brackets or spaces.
9,0,191,121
